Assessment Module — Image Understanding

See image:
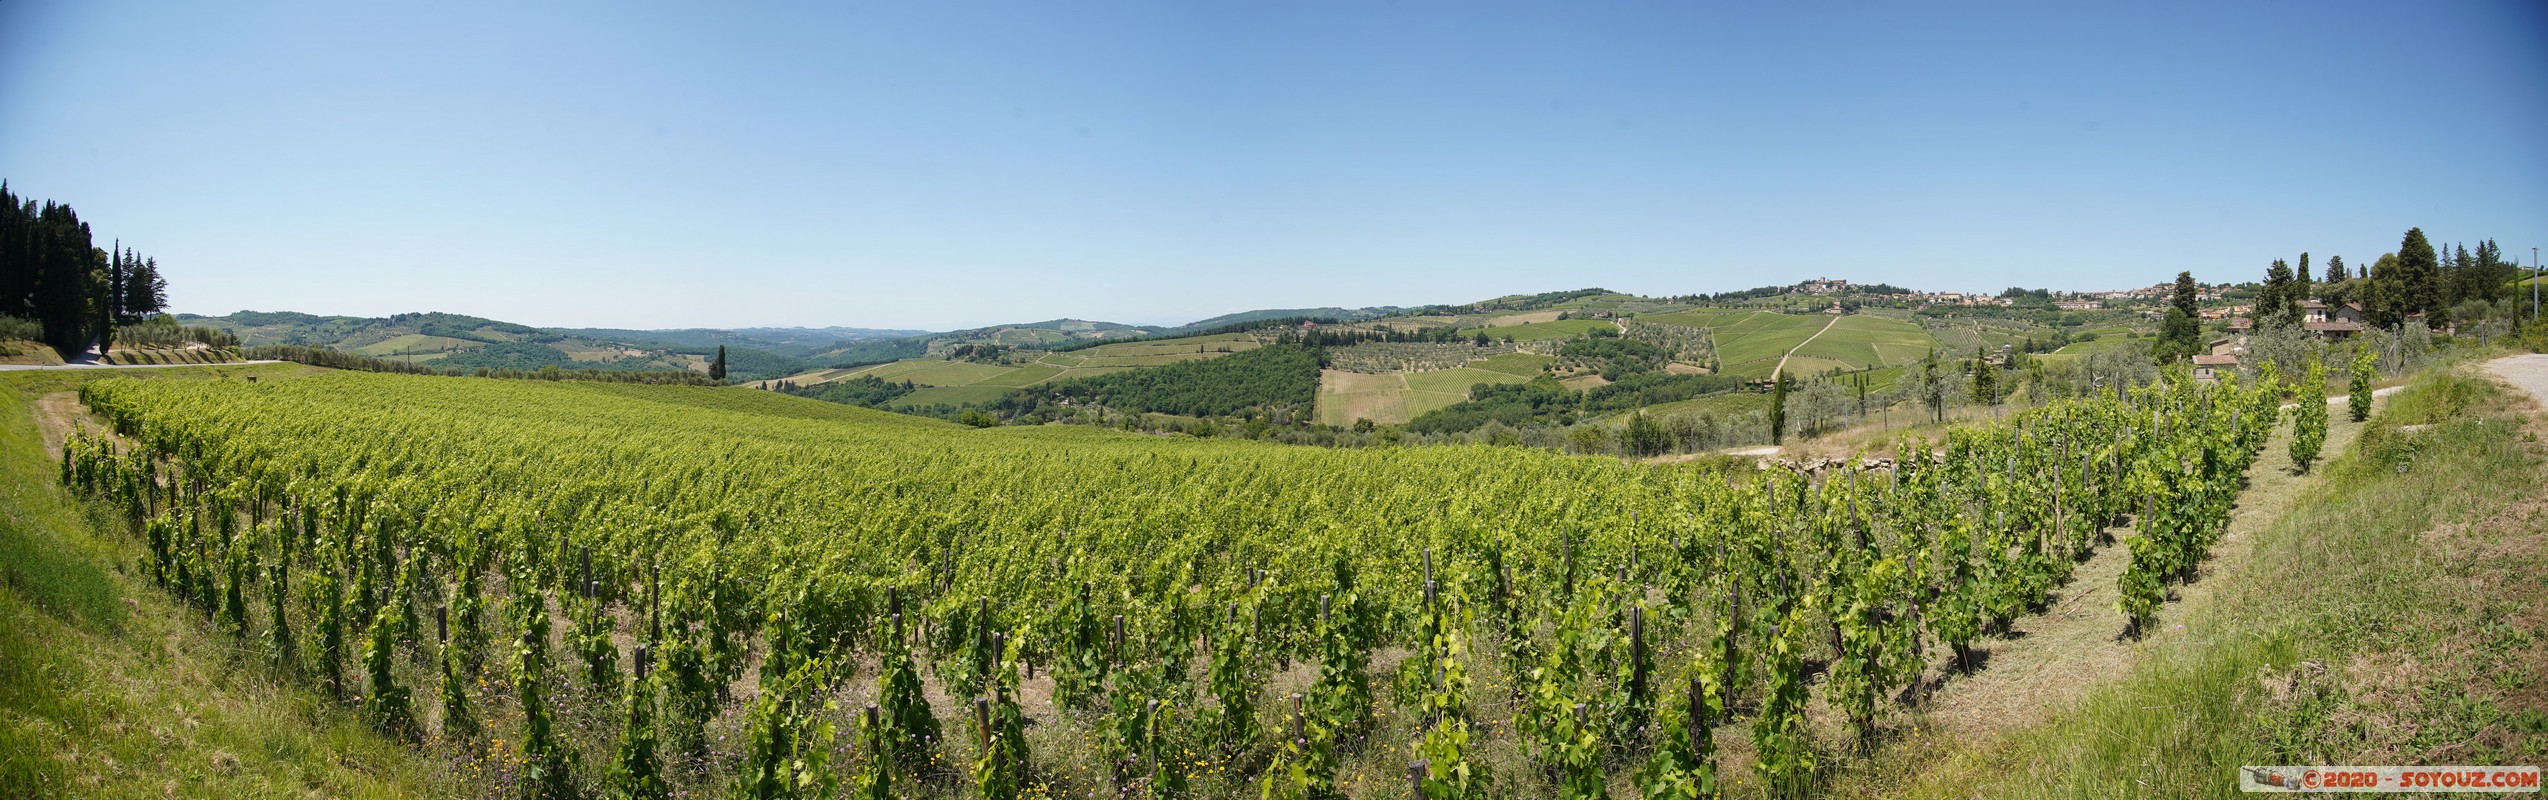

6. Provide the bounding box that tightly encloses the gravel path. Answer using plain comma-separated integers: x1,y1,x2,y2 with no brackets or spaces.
2484,353,2548,405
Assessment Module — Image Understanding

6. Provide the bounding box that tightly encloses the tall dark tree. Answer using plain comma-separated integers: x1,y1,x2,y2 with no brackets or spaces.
2293,252,2312,308
2477,240,2513,302
121,257,165,319
2392,227,2440,323
2316,254,2350,307
1768,374,1789,445
1,183,163,355
2364,253,2403,327
1970,346,1998,406
2442,240,2512,309
2157,271,2202,361
709,345,728,381
2259,259,2296,327
0,185,21,320
32,203,101,353
106,241,126,323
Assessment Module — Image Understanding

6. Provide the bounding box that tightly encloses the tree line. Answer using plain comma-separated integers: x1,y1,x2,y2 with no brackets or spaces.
2251,230,2521,330
246,344,720,385
985,344,1321,419
0,182,170,354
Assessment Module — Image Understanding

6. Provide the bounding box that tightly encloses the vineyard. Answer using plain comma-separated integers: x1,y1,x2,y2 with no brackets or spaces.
1327,341,1552,374
57,367,2287,799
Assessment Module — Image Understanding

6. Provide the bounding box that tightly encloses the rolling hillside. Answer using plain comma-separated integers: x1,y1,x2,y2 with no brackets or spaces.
1313,297,1970,426
759,331,1266,408
177,310,866,381
180,287,2147,430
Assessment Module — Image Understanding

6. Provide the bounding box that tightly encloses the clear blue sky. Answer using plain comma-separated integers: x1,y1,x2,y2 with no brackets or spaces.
4,1,2543,330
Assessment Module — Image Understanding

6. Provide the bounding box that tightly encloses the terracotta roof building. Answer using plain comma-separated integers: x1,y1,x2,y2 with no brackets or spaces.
2304,319,2366,340
2191,353,2239,381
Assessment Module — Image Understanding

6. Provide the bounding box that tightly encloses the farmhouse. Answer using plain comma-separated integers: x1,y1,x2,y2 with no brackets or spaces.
2191,353,2238,381
2304,319,2365,340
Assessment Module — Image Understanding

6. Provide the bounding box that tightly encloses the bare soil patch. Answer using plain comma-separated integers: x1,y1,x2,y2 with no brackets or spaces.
1483,310,1564,327
33,391,98,461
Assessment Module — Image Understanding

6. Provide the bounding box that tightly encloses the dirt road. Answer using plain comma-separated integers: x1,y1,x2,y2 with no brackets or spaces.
1771,313,1842,380
2483,353,2548,405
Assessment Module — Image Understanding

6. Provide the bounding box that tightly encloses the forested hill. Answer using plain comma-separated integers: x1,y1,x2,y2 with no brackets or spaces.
176,310,850,381
553,326,925,353
987,343,1322,419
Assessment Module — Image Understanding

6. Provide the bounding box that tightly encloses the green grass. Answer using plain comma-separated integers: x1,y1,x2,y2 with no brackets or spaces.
1713,313,1838,377
890,384,1016,408
349,333,478,357
1074,352,1220,368
1398,389,1477,419
0,364,461,798
1474,352,1555,376
850,358,1014,386
1927,319,2064,357
1073,333,1257,356
1639,309,1761,329
1400,366,1529,396
777,333,1259,392
1774,355,1854,378
1790,314,1933,368
1621,390,1771,421
1469,319,1617,341
1847,367,2548,798
979,363,1065,387
2052,334,2144,356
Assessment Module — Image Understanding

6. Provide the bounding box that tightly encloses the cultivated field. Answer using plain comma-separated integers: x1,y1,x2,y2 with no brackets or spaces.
40,361,2295,800
757,333,1265,406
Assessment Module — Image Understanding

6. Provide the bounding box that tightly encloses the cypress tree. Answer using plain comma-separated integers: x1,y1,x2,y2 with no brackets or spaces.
2259,259,2291,324
1768,375,1790,445
2396,228,2439,321
709,346,728,381
2293,252,2313,308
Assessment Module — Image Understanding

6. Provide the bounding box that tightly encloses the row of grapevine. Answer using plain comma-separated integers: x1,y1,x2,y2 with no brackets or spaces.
57,367,2277,798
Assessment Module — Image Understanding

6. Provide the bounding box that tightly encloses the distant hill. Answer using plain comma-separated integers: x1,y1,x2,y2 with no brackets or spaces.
177,311,925,382
554,326,925,357
799,318,1162,366
175,282,2140,419
1178,307,1391,330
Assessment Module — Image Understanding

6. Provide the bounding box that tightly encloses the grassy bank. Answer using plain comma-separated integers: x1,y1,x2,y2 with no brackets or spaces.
1843,367,2548,798
0,364,459,799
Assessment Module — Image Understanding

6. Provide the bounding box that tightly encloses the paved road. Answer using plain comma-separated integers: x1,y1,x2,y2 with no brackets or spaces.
2483,353,2548,405
0,360,281,372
